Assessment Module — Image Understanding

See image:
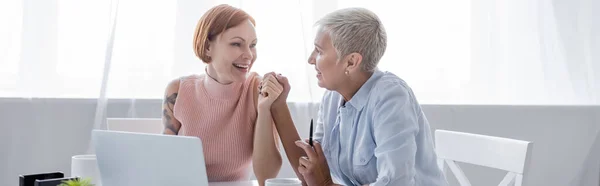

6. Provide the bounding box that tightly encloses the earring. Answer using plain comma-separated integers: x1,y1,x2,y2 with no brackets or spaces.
345,71,349,76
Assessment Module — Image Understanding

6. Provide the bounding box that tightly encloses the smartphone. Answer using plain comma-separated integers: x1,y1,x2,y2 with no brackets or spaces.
19,172,64,186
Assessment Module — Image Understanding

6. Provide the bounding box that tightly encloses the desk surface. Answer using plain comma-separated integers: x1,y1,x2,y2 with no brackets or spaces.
209,180,258,186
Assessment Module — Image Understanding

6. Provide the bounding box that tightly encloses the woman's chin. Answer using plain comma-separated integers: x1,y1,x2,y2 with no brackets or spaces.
227,68,249,80
317,81,327,89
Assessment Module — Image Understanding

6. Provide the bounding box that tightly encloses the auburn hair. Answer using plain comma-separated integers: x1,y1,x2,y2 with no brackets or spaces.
193,4,256,63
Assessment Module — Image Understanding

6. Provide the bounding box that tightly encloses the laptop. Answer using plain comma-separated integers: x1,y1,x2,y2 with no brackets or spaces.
92,130,209,186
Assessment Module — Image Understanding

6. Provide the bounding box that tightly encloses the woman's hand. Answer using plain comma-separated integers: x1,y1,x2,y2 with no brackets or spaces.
273,73,290,106
295,141,336,186
263,72,290,109
258,74,283,110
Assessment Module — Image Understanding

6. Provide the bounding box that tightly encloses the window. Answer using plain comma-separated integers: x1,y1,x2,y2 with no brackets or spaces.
2,0,595,104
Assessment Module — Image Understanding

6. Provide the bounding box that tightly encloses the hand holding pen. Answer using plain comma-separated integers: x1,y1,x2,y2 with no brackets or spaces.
295,118,335,186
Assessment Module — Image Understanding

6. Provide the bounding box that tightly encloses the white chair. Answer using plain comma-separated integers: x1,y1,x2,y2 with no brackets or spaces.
435,130,533,186
106,118,164,134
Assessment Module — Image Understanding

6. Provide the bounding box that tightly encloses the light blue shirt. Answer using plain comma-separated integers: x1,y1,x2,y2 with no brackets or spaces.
314,70,448,186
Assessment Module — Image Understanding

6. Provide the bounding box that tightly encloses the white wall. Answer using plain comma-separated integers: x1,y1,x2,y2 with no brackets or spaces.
1,99,599,186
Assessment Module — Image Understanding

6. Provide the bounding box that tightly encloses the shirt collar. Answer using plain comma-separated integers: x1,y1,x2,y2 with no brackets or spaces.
343,70,383,110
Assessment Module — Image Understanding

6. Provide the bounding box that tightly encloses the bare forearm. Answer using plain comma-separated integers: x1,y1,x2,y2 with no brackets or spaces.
253,108,282,184
271,103,307,182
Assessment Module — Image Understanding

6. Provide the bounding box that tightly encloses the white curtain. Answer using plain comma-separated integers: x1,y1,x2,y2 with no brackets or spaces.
1,0,598,185
2,0,598,106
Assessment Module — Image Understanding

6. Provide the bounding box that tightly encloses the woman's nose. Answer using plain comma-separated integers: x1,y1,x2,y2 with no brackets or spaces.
307,51,316,65
242,47,253,60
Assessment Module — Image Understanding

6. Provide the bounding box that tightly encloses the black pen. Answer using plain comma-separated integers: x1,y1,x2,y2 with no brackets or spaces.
309,119,314,147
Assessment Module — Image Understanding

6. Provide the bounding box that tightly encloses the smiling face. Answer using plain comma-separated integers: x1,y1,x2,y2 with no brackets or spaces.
205,20,257,83
307,28,347,90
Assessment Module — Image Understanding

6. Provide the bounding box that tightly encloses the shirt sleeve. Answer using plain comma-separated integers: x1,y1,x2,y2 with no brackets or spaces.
369,84,420,186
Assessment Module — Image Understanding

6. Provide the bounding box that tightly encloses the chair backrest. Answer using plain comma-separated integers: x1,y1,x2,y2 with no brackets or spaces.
106,118,163,134
435,130,533,186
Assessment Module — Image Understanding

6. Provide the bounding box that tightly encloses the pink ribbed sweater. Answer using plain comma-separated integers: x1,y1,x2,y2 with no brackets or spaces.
173,72,259,182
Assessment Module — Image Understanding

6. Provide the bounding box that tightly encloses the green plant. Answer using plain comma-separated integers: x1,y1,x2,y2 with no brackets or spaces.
58,178,95,186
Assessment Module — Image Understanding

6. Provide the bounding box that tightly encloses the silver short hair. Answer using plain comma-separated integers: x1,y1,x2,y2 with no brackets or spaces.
316,7,387,72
